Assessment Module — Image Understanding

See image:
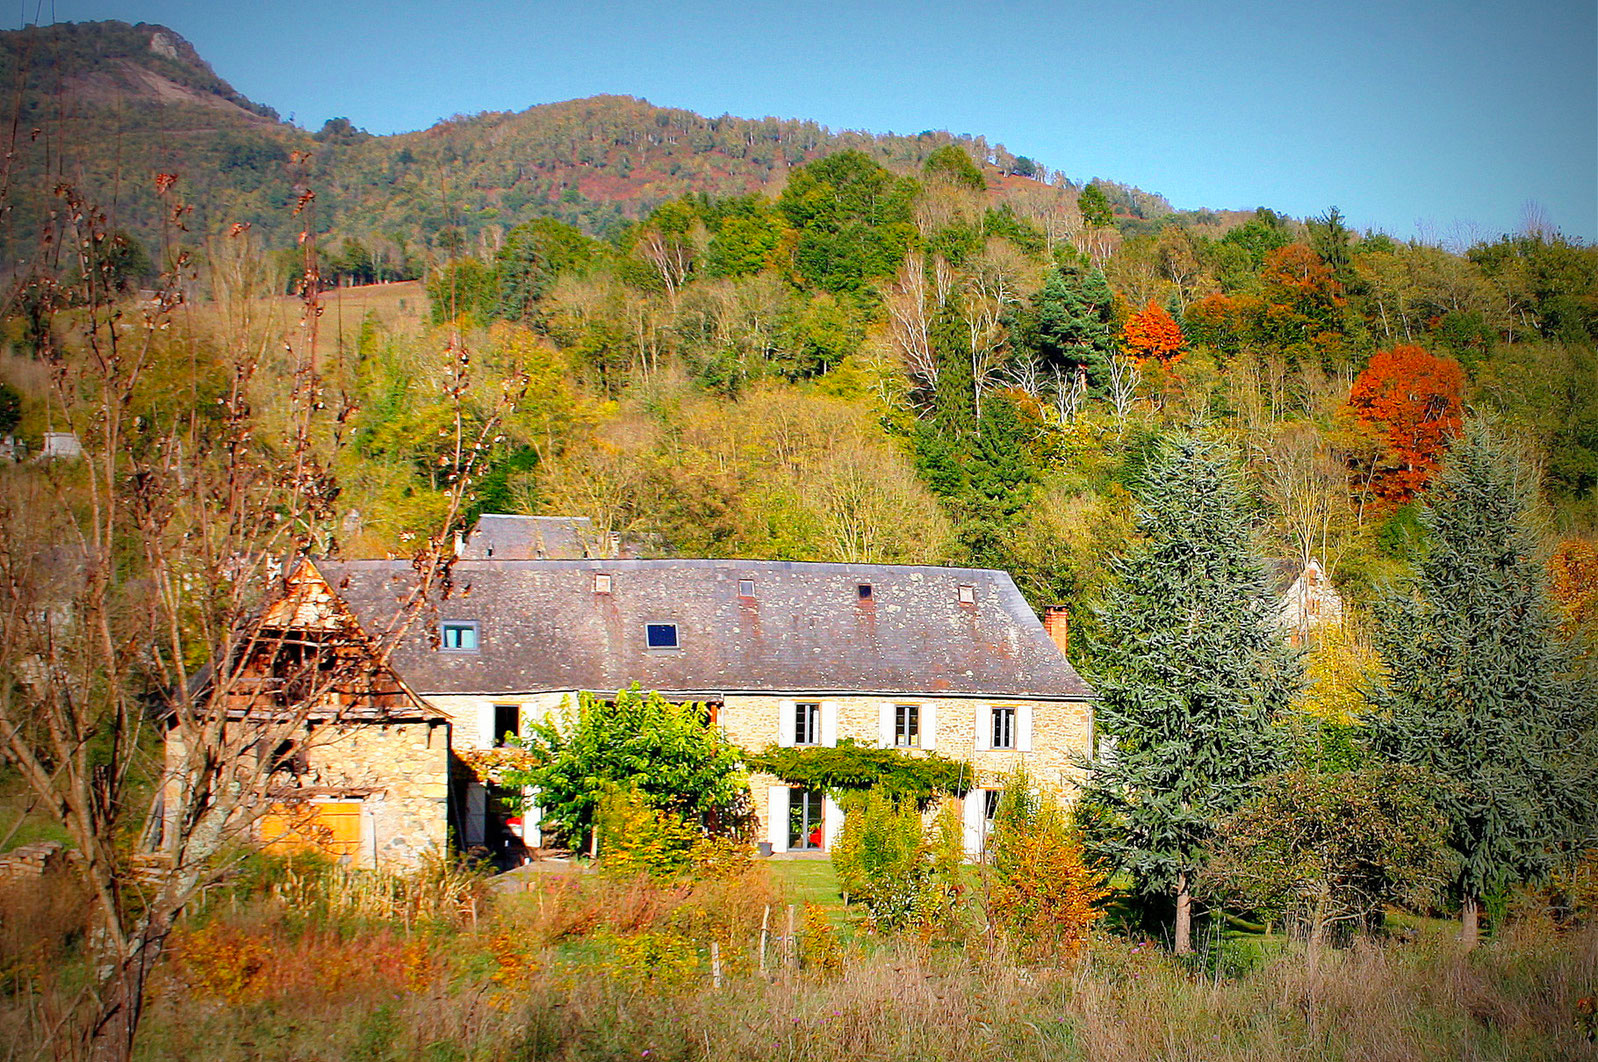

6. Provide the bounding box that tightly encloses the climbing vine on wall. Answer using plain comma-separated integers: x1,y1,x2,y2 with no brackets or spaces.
744,739,974,803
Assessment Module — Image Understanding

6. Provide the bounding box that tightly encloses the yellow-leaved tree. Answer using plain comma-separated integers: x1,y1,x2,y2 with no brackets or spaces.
985,767,1108,959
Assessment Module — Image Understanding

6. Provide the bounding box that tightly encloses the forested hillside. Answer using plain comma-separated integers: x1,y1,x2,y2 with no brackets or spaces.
0,21,1201,282
3,18,1598,672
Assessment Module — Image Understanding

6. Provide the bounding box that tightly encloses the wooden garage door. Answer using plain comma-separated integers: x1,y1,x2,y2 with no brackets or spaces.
259,801,362,858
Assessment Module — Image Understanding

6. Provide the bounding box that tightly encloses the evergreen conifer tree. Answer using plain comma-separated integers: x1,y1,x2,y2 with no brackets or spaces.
1366,422,1596,946
1088,433,1300,952
1010,263,1117,390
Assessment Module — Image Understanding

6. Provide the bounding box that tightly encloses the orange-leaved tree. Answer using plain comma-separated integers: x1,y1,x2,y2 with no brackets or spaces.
1122,299,1186,363
1346,344,1465,505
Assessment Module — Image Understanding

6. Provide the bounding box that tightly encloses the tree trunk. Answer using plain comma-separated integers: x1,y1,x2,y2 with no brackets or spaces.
87,912,172,1062
1174,872,1193,955
1460,893,1480,949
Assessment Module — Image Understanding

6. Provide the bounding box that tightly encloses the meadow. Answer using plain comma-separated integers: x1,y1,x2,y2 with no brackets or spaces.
4,851,1590,1061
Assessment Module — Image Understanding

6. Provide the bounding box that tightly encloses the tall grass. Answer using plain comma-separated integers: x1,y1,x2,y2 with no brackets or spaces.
4,856,1593,1061
127,924,1596,1061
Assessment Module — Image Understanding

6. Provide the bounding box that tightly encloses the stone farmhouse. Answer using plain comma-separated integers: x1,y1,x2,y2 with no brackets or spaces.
190,537,1095,868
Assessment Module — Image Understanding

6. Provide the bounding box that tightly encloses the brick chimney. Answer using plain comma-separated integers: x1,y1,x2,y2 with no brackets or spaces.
1042,606,1070,658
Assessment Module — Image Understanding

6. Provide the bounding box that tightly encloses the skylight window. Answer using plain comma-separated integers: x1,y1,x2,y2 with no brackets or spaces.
645,623,679,649
958,584,976,605
594,573,612,594
440,621,479,652
857,583,873,601
738,578,755,597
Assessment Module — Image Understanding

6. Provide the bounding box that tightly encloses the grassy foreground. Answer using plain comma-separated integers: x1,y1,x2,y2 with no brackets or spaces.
3,855,1594,1061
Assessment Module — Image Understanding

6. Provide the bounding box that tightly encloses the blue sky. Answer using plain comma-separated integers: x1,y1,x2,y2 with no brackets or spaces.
35,0,1598,242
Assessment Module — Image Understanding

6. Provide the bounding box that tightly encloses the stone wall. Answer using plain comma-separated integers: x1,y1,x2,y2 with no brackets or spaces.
309,722,451,868
427,691,576,750
162,719,451,870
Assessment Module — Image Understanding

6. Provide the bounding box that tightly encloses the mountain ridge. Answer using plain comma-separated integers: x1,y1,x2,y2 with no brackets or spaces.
0,20,1208,272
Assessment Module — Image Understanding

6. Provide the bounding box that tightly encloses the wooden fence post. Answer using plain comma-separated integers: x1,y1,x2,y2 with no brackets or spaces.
785,904,796,974
759,904,770,979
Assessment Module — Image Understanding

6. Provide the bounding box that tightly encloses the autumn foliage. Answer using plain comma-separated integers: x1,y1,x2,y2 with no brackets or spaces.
1122,299,1185,363
1549,538,1598,638
1346,344,1465,504
987,771,1108,959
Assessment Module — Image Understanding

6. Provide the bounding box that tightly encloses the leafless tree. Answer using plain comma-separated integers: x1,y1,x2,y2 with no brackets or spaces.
1052,364,1087,425
886,253,937,400
1250,422,1356,571
0,183,516,1061
1105,351,1142,429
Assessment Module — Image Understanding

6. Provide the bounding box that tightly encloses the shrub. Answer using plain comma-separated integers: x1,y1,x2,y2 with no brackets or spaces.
985,767,1108,959
799,903,843,977
1200,765,1456,946
830,789,930,929
594,786,703,879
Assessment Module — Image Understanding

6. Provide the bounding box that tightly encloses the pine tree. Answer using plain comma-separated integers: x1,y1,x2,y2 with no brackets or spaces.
1365,423,1596,946
1015,263,1118,390
1088,433,1300,952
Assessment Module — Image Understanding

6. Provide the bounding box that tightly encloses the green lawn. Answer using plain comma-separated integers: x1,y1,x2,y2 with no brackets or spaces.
768,858,842,909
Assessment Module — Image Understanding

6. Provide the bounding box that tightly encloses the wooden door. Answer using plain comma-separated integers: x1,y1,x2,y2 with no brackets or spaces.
259,800,363,858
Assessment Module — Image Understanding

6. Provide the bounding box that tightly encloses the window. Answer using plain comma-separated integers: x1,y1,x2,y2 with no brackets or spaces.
857,583,873,601
991,706,1016,750
594,573,612,594
788,788,825,850
738,578,755,597
794,702,820,746
645,622,679,649
958,584,976,605
894,704,920,747
983,789,1001,822
440,621,479,652
493,704,519,747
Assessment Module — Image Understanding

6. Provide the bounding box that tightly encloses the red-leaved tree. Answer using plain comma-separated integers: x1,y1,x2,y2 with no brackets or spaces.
1346,344,1465,505
1122,299,1185,363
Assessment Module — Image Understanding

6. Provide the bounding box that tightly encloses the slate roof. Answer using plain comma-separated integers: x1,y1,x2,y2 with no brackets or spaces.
457,515,598,560
315,558,1093,701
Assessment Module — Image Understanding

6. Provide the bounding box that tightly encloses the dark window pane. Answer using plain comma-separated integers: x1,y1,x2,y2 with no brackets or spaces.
493,704,519,747
795,702,819,745
992,707,1015,749
645,623,678,648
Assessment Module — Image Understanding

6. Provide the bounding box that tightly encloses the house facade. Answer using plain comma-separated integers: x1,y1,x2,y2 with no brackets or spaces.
160,561,452,870
1272,557,1345,645
317,555,1094,860
186,549,1095,867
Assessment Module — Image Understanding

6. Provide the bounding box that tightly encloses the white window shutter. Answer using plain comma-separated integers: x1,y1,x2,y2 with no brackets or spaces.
923,705,938,751
778,700,796,747
961,790,985,857
464,783,486,846
478,702,496,748
1018,705,1034,752
526,791,543,848
820,701,838,747
822,795,844,850
878,704,894,748
767,786,790,853
974,705,990,751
